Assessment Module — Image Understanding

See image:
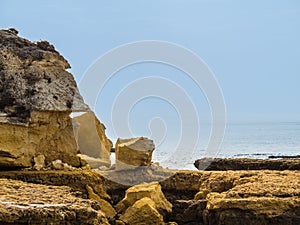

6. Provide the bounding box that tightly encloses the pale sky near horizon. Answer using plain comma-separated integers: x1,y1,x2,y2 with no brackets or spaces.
1,0,300,131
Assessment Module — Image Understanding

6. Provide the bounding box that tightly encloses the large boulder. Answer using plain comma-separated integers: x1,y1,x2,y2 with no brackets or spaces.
119,197,164,225
0,29,88,168
115,137,155,170
73,111,112,167
116,182,172,216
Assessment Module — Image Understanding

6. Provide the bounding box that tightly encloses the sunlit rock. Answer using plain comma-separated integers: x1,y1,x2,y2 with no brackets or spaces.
0,28,88,169
73,111,112,167
115,137,155,170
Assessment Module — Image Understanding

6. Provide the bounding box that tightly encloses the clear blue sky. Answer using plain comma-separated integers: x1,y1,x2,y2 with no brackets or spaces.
1,0,300,126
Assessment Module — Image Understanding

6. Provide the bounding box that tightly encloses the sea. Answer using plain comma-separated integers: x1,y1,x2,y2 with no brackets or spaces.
112,122,300,170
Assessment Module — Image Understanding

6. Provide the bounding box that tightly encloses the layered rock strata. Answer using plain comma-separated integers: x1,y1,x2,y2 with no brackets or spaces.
0,178,109,225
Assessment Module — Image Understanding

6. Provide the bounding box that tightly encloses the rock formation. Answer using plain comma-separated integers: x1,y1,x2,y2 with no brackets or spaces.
120,197,165,225
0,178,109,225
116,182,172,224
196,170,300,225
194,157,300,170
1,29,299,225
73,111,112,168
115,137,155,170
0,29,88,169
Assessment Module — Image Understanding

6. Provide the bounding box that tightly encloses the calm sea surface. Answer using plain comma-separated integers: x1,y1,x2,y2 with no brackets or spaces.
151,122,300,169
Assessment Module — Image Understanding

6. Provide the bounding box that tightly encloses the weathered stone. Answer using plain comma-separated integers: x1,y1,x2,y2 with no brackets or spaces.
204,193,300,225
0,29,89,169
0,29,88,115
0,178,109,225
194,157,300,170
115,137,155,170
0,111,81,168
78,154,111,169
86,184,116,218
194,170,300,225
167,199,206,224
120,197,165,225
73,111,112,166
0,170,111,200
33,154,45,170
116,182,172,216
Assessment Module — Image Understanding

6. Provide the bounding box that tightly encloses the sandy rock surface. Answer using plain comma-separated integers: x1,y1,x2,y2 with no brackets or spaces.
115,137,155,169
0,178,109,225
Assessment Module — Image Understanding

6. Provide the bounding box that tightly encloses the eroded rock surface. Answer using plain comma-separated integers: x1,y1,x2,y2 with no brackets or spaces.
116,182,172,216
0,29,88,116
115,137,155,170
0,178,109,225
117,182,172,224
196,170,300,225
194,157,300,170
120,197,165,225
0,29,89,168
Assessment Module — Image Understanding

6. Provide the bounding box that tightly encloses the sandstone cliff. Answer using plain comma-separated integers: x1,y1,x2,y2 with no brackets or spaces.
0,28,89,168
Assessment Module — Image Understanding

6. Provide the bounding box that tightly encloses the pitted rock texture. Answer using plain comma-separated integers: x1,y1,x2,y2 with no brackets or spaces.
0,28,88,122
0,29,89,168
0,178,109,225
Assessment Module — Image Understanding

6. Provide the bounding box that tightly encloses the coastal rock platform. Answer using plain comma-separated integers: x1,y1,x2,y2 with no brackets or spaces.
0,169,298,225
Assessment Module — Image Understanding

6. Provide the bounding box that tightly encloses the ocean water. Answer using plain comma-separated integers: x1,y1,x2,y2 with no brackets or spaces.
153,122,300,169
110,122,300,170
218,122,300,157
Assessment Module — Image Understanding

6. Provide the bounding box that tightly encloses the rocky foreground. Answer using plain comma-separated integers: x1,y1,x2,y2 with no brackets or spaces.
0,169,299,225
0,29,299,224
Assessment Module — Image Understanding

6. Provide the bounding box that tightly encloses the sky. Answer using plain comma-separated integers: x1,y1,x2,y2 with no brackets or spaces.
1,0,300,149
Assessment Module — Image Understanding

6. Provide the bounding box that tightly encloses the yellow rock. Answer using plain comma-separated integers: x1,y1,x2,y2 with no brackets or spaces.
0,111,81,168
86,184,116,218
115,137,155,170
120,197,164,225
73,111,112,166
116,182,172,216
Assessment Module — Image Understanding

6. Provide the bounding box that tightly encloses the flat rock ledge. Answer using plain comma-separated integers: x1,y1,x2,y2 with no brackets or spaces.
0,169,299,225
194,157,300,170
0,178,109,225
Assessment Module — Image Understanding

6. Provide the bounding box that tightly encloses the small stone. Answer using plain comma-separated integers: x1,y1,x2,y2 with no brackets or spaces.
33,155,45,170
51,159,64,170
